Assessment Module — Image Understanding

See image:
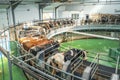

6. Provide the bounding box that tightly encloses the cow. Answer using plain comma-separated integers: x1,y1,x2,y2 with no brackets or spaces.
21,38,53,51
29,41,60,56
19,37,38,44
46,48,88,74
46,52,65,74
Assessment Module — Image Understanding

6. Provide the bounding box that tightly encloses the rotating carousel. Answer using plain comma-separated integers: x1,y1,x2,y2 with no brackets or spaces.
1,18,119,80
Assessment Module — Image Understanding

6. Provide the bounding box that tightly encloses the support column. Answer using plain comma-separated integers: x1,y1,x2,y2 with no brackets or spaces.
6,7,10,28
6,8,11,41
38,4,44,21
55,7,57,19
9,1,22,41
5,7,13,80
39,9,43,21
38,3,48,21
6,1,21,80
54,4,64,20
10,6,17,41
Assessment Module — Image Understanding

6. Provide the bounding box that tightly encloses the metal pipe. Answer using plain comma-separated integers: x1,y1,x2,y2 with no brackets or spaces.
90,54,99,67
91,64,98,75
115,56,119,74
72,60,83,73
23,57,36,62
91,67,98,79
89,54,99,79
70,56,82,66
3,26,7,50
7,52,13,80
17,54,32,59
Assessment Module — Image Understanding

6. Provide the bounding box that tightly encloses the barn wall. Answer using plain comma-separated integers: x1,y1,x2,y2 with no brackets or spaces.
63,4,120,19
14,4,39,24
0,9,8,29
0,4,39,29
65,4,120,14
43,4,66,19
57,6,66,18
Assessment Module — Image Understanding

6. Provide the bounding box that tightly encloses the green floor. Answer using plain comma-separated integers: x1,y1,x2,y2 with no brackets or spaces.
0,41,27,80
59,38,119,68
0,58,27,80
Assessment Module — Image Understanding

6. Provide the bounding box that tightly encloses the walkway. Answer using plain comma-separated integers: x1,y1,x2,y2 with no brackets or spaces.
47,24,120,39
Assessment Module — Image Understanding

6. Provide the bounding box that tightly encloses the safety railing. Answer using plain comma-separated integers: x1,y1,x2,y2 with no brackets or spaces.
82,53,99,80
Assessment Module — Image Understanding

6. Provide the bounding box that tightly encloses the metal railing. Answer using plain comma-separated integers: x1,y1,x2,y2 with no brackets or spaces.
82,53,99,80
89,53,100,79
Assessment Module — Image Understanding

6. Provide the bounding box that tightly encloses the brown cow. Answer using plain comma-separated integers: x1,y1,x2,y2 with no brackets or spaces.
19,37,38,44
22,38,53,51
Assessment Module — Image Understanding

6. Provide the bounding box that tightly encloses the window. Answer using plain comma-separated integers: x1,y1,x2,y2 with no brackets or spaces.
71,14,79,19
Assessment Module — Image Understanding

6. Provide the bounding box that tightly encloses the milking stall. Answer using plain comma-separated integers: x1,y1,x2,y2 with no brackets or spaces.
0,0,120,80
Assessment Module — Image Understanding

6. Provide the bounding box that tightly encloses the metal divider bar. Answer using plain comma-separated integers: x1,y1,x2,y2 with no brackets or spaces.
23,57,36,62
17,54,33,59
115,56,119,74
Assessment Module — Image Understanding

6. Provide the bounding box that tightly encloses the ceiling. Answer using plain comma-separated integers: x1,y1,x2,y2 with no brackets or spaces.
0,0,120,9
0,0,51,9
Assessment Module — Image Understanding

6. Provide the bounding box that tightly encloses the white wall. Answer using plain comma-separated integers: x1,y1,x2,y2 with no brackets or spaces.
14,4,39,24
43,4,66,19
43,9,54,19
57,4,120,20
57,6,66,18
0,4,39,29
66,4,120,13
0,9,8,29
